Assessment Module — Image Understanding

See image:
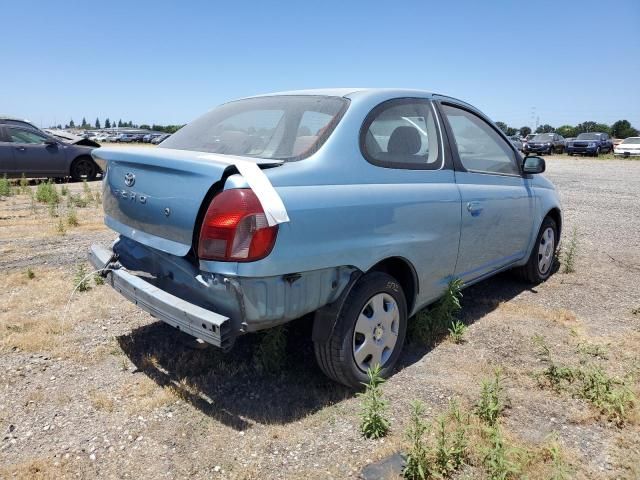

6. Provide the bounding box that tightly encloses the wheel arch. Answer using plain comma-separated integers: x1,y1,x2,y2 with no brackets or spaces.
367,256,418,315
546,207,562,238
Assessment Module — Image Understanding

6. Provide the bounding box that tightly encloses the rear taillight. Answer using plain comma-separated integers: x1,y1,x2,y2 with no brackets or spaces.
198,189,278,262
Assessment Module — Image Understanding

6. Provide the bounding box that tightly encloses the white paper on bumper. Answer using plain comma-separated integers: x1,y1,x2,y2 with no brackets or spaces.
197,154,290,226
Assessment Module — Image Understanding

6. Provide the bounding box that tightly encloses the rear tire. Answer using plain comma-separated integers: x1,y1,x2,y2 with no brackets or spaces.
70,156,98,182
314,271,407,389
515,216,558,284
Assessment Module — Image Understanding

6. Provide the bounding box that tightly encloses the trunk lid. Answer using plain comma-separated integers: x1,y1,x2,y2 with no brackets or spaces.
93,147,282,257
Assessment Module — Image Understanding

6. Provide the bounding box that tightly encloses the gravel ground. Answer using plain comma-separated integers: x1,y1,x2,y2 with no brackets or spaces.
0,156,639,479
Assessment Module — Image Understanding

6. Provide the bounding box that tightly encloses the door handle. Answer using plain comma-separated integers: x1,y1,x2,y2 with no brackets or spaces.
15,146,26,152
467,201,483,216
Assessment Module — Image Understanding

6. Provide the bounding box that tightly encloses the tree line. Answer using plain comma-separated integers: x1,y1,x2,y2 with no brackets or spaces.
495,119,638,139
51,117,184,134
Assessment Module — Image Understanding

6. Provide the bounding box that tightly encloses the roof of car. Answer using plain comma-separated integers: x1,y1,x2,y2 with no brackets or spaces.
246,88,441,99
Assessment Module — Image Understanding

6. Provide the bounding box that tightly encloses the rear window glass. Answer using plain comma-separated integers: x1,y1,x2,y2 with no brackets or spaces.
161,95,348,161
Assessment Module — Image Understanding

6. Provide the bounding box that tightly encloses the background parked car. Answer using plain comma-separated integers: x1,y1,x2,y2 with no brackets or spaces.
508,135,523,151
613,136,640,157
151,133,171,144
566,132,613,156
0,125,101,180
115,133,137,143
522,133,536,152
524,133,565,155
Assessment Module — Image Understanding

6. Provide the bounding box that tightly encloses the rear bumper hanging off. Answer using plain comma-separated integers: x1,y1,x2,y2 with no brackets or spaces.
89,244,233,349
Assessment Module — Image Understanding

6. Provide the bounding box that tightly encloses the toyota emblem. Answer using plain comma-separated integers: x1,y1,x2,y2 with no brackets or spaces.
124,172,135,187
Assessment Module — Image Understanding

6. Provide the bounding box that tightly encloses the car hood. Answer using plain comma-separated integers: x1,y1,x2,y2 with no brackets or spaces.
44,129,101,147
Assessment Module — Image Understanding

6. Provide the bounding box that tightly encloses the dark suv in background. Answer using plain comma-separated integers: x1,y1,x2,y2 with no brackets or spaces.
523,132,565,155
566,132,613,156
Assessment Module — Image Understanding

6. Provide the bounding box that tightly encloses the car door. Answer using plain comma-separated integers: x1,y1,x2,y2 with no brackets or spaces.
437,102,534,283
358,98,461,308
0,126,16,176
5,127,68,176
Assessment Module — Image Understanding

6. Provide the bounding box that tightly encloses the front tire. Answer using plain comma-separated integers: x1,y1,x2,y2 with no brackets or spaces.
314,272,408,388
515,216,558,284
70,156,98,181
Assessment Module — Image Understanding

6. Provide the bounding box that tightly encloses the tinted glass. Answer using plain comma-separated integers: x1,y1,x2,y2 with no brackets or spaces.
621,137,640,144
532,133,554,142
7,128,48,144
362,100,440,169
161,95,348,161
442,104,519,175
576,133,602,140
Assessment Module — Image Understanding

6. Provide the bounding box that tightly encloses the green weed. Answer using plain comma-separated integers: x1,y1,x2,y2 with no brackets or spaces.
403,401,431,479
448,320,467,344
577,342,608,359
36,181,59,204
476,370,505,426
26,268,35,280
94,273,105,286
19,174,29,194
74,263,91,292
358,364,390,439
56,218,66,235
411,278,463,344
0,175,12,197
67,207,79,227
575,366,635,426
546,434,571,480
60,184,69,196
433,400,469,476
561,227,579,273
482,426,522,480
253,326,287,373
68,194,88,208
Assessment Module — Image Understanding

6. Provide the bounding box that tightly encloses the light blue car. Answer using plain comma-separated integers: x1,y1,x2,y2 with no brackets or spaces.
89,89,561,388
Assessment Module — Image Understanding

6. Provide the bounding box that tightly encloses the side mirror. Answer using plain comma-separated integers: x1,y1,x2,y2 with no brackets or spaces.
44,138,57,146
523,156,545,174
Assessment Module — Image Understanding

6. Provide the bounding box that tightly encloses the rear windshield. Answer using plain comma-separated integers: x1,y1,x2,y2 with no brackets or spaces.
621,137,640,144
161,95,349,161
576,133,602,140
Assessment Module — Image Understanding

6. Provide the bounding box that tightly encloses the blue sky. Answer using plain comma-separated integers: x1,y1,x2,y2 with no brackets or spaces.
2,0,639,130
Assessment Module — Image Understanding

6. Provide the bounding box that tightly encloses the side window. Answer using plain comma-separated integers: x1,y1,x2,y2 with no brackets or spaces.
361,99,441,169
441,104,519,175
7,128,48,145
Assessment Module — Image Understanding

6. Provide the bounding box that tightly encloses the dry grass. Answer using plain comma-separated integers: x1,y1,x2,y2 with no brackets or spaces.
119,377,176,414
496,301,579,325
0,457,84,480
88,389,115,412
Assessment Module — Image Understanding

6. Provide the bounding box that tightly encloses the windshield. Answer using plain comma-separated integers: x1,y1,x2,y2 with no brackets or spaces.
161,95,349,161
576,133,602,140
532,133,554,142
621,137,640,144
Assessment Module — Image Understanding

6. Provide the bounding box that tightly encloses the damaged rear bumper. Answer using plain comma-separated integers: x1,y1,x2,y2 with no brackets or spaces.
89,238,357,349
89,244,233,349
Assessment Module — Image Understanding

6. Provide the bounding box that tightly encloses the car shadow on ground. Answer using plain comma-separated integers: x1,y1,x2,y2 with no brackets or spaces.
117,314,353,431
397,270,544,368
117,269,551,431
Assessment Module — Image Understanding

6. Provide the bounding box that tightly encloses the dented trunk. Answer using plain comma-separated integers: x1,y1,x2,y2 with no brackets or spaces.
92,147,281,257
